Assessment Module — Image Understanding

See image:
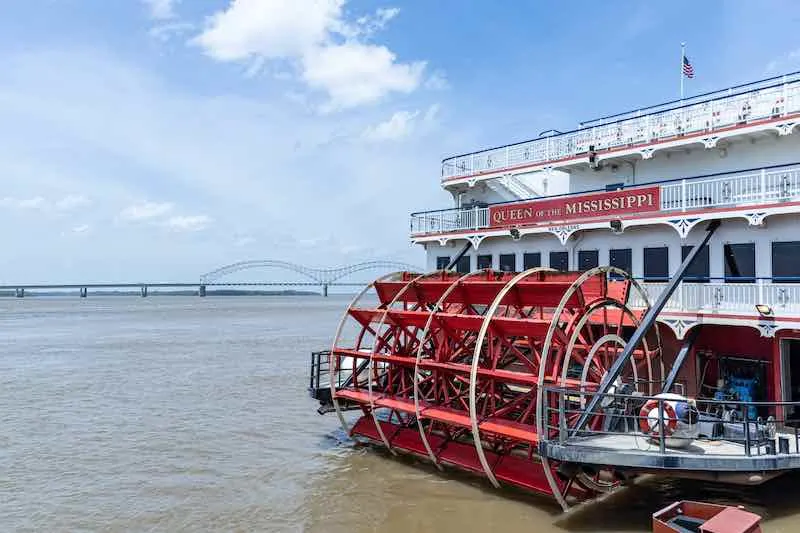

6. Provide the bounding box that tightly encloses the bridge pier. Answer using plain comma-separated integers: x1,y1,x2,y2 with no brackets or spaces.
199,285,206,297
322,283,328,297
15,287,24,298
80,287,87,298
141,286,148,298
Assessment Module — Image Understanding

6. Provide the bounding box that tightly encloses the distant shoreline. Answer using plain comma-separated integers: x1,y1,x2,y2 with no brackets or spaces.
0,289,322,297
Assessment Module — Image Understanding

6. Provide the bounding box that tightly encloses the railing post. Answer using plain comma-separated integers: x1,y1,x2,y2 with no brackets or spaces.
761,168,767,202
681,179,687,212
758,278,764,307
506,146,510,168
658,399,666,455
473,206,479,230
744,414,751,456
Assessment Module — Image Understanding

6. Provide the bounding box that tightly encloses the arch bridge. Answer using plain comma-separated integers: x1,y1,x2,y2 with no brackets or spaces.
199,260,422,296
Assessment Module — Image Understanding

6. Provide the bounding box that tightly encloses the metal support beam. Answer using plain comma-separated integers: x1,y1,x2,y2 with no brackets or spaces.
322,283,329,297
446,241,472,271
571,219,720,435
661,325,703,394
199,285,206,297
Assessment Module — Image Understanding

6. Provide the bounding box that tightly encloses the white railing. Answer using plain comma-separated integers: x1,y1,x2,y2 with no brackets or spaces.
411,163,800,237
629,281,800,315
442,73,800,180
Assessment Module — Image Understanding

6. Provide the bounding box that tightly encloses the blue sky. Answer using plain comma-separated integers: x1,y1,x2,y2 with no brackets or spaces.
1,0,800,283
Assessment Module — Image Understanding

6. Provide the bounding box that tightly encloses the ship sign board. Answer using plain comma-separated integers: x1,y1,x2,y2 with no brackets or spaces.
489,186,661,228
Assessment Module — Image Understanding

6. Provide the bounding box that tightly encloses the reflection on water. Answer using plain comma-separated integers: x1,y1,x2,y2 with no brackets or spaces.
1,296,799,532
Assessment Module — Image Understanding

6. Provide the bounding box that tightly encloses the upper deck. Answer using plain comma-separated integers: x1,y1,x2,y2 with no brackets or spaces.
441,72,800,185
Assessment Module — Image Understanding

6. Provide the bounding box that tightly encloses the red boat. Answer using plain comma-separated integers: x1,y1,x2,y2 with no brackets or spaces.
653,501,762,533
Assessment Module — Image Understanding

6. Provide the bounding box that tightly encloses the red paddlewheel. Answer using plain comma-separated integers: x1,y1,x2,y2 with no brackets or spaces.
328,266,661,510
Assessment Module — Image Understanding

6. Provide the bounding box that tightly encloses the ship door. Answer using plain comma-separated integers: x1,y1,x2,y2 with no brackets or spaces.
780,339,800,423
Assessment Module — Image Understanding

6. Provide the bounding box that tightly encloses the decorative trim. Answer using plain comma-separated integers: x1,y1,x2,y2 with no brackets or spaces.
549,224,581,245
667,217,702,238
701,136,719,149
468,235,486,249
437,237,450,246
661,318,699,340
640,148,655,160
745,212,768,226
776,123,796,136
758,322,778,338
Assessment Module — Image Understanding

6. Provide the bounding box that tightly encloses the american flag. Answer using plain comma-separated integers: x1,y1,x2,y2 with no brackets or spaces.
683,55,694,78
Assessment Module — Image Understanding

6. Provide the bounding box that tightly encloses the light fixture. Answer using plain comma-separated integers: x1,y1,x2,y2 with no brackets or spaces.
755,304,773,317
610,220,622,233
509,228,521,240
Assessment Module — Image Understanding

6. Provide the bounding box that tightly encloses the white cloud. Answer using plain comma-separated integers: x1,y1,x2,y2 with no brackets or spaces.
166,215,212,232
191,0,428,110
303,43,425,111
362,110,419,142
143,0,178,20
72,224,90,233
192,0,341,60
234,235,255,247
55,194,90,210
765,47,800,73
119,201,173,221
0,196,47,210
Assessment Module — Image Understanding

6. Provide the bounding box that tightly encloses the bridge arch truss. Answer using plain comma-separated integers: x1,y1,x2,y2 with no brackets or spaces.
200,260,422,285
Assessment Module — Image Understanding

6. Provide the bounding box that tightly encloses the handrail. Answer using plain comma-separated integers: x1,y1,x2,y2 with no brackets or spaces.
580,70,800,127
441,73,800,179
542,386,798,458
417,161,800,216
412,162,800,236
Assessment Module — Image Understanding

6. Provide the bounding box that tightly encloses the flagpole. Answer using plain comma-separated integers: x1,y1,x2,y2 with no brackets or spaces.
680,42,685,100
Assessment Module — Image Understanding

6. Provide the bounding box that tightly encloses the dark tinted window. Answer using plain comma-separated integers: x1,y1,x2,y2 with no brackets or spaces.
681,244,710,282
578,250,599,271
772,242,800,282
499,254,516,272
455,255,471,274
550,251,569,271
477,254,492,270
724,243,755,283
436,256,451,270
609,248,632,278
643,247,669,281
523,252,541,270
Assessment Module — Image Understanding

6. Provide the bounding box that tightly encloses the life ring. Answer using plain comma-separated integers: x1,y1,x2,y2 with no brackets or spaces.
639,399,678,437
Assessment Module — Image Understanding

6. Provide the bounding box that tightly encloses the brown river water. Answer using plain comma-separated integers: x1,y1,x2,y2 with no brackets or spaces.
2,295,800,532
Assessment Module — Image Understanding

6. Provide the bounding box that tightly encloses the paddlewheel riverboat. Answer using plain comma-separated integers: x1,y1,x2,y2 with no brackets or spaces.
309,71,800,511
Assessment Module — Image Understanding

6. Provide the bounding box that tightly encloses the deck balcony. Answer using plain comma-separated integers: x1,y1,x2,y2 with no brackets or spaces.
442,72,800,183
411,162,800,237
631,279,800,318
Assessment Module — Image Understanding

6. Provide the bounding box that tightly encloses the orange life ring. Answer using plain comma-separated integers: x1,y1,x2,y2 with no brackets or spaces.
639,399,678,437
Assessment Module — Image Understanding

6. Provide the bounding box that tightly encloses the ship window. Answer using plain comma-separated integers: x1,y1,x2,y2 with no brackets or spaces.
550,251,569,271
609,248,632,279
643,247,669,281
772,241,800,283
455,255,471,274
724,243,755,283
436,256,450,270
681,244,710,283
477,254,492,270
578,250,599,271
499,254,516,272
523,252,541,269
605,182,624,191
